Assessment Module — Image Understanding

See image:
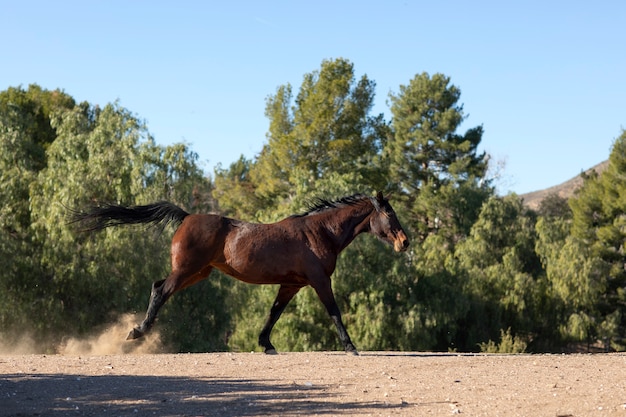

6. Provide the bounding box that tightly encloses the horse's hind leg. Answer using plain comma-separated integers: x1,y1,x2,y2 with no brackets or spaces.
258,284,303,354
127,278,169,340
127,267,212,340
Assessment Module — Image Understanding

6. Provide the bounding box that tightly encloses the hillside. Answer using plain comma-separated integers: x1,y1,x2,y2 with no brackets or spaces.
520,160,608,210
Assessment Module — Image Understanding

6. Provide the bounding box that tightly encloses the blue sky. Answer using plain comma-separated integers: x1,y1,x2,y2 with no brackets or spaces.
2,1,624,194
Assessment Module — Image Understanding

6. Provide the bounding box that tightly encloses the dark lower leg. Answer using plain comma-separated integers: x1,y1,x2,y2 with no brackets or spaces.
127,279,170,340
330,313,358,354
313,282,357,354
258,285,302,354
127,266,212,341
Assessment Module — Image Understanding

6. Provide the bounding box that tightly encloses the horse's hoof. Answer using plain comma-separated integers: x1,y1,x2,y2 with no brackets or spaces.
264,348,278,355
126,328,144,340
346,349,359,356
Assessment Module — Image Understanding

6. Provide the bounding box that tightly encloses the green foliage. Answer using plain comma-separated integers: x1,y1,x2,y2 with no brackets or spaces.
3,68,626,354
159,273,232,352
227,283,278,352
212,156,260,220
387,72,487,192
386,72,491,244
0,86,225,352
456,195,543,349
247,58,387,217
479,328,527,353
568,129,626,348
537,193,572,219
0,86,79,343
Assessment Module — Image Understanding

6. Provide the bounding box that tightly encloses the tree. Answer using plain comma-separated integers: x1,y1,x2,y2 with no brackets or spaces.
0,86,77,342
0,85,75,234
569,129,626,350
354,72,495,352
386,72,491,242
0,87,227,351
212,156,261,220
535,215,607,349
536,193,572,219
455,195,541,350
249,58,387,219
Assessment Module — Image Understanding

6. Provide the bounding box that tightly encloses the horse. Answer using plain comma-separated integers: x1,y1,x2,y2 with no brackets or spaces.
72,192,409,355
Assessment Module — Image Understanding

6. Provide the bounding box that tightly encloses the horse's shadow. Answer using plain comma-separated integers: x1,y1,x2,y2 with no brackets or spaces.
1,372,407,416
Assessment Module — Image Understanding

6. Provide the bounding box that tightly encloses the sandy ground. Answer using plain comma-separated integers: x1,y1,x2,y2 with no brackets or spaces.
1,351,626,417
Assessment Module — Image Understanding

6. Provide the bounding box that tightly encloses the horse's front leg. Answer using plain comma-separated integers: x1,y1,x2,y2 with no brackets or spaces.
311,276,358,355
259,284,303,354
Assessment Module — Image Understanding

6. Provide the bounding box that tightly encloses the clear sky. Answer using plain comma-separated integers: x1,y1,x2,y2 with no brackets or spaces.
2,1,624,194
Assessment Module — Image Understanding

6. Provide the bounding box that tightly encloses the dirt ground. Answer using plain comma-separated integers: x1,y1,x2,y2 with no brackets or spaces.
1,352,626,417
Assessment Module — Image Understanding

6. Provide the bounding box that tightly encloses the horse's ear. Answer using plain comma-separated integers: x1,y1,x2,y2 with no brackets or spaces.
376,191,385,203
369,191,382,211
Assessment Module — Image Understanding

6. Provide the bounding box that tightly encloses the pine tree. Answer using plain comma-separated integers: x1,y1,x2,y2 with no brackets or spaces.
386,72,490,242
569,129,626,350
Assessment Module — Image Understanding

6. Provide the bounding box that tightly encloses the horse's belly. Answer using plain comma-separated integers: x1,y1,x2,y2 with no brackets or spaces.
218,246,310,285
216,262,307,286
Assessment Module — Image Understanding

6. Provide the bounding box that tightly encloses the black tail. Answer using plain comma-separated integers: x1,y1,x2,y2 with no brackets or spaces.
70,201,190,232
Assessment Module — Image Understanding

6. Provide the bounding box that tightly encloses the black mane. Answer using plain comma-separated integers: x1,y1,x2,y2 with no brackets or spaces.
297,194,372,217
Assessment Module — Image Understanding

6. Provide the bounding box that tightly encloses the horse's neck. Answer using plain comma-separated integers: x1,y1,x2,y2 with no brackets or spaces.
318,205,372,252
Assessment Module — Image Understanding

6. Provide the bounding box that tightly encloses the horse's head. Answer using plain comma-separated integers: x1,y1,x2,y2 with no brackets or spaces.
369,192,410,252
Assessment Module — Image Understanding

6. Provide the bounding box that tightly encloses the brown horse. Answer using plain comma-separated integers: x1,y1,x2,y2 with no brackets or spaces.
72,192,409,354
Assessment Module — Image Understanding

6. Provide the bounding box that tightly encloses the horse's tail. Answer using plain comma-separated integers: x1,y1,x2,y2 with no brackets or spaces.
70,201,190,232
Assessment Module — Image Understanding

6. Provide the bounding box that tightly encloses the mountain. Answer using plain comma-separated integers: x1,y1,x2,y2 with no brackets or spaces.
519,160,609,210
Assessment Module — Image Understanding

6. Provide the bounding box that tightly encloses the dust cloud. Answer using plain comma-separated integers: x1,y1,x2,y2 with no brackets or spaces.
58,314,166,355
0,332,39,355
0,314,166,355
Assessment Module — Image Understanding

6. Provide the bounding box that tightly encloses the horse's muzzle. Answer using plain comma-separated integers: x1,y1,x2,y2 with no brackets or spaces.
394,233,410,252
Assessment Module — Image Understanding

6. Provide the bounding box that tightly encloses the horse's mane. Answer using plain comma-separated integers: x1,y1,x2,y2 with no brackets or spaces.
295,194,372,217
